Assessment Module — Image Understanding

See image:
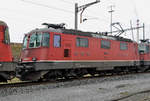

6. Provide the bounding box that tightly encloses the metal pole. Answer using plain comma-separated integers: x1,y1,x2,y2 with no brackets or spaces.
143,23,145,40
74,1,100,30
75,3,78,30
137,19,139,43
110,7,112,34
130,20,134,41
108,5,114,35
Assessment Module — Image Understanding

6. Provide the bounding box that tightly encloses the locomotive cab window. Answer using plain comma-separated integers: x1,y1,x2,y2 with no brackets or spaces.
120,42,128,50
54,34,61,47
23,35,28,49
42,33,50,47
29,33,42,48
138,44,149,53
76,37,88,47
101,40,110,49
146,45,150,53
4,26,10,44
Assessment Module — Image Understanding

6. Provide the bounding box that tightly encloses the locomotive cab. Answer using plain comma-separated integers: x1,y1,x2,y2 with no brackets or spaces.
21,32,50,62
139,40,150,56
0,21,15,82
0,25,10,44
18,27,66,81
0,21,12,61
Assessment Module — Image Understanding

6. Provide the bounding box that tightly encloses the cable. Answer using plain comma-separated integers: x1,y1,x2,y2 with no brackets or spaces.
81,8,110,24
83,14,109,23
21,0,74,14
0,7,57,20
59,0,74,5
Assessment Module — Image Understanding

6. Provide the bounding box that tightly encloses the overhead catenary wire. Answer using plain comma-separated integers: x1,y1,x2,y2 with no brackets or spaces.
21,0,74,14
58,0,74,5
21,0,103,21
0,7,60,21
21,0,109,31
21,0,105,22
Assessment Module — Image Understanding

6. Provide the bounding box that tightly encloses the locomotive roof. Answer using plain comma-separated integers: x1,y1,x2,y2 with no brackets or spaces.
29,27,133,43
0,20,8,26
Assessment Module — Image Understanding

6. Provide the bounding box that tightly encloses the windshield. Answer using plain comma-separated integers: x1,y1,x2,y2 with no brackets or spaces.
139,43,150,53
42,33,50,47
29,33,42,48
28,32,49,48
23,35,28,49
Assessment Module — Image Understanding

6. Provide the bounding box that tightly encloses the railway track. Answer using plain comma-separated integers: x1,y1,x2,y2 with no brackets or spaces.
110,89,150,101
1,70,150,99
0,71,150,88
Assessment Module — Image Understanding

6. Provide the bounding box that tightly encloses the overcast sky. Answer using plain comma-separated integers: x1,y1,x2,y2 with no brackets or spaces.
0,0,150,43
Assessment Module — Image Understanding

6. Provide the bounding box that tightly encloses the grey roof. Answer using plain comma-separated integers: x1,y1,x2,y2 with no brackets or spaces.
0,20,8,26
28,27,133,42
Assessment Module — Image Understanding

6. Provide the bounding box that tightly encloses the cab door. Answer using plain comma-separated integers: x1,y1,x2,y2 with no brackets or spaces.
63,40,72,60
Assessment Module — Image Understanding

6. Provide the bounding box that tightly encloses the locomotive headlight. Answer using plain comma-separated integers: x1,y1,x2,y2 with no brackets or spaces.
0,63,2,67
32,57,37,61
19,58,22,62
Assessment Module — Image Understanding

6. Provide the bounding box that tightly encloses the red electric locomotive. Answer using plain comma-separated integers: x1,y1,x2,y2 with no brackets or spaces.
17,23,142,81
0,20,15,82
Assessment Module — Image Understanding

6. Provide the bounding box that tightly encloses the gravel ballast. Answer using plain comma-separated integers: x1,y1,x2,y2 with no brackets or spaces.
1,73,150,101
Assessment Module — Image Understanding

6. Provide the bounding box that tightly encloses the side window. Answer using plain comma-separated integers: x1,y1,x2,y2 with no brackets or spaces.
76,38,80,47
54,34,61,47
146,45,150,53
120,42,128,50
76,37,88,47
101,40,110,49
42,33,50,47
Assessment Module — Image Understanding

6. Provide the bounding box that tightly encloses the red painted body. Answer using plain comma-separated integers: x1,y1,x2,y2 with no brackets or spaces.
0,23,12,62
21,31,139,62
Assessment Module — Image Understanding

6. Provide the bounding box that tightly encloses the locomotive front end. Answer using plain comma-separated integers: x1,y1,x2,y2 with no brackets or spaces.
16,30,50,81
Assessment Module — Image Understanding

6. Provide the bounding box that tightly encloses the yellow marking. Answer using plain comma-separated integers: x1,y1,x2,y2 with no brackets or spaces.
7,77,22,83
0,77,23,84
120,91,129,96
